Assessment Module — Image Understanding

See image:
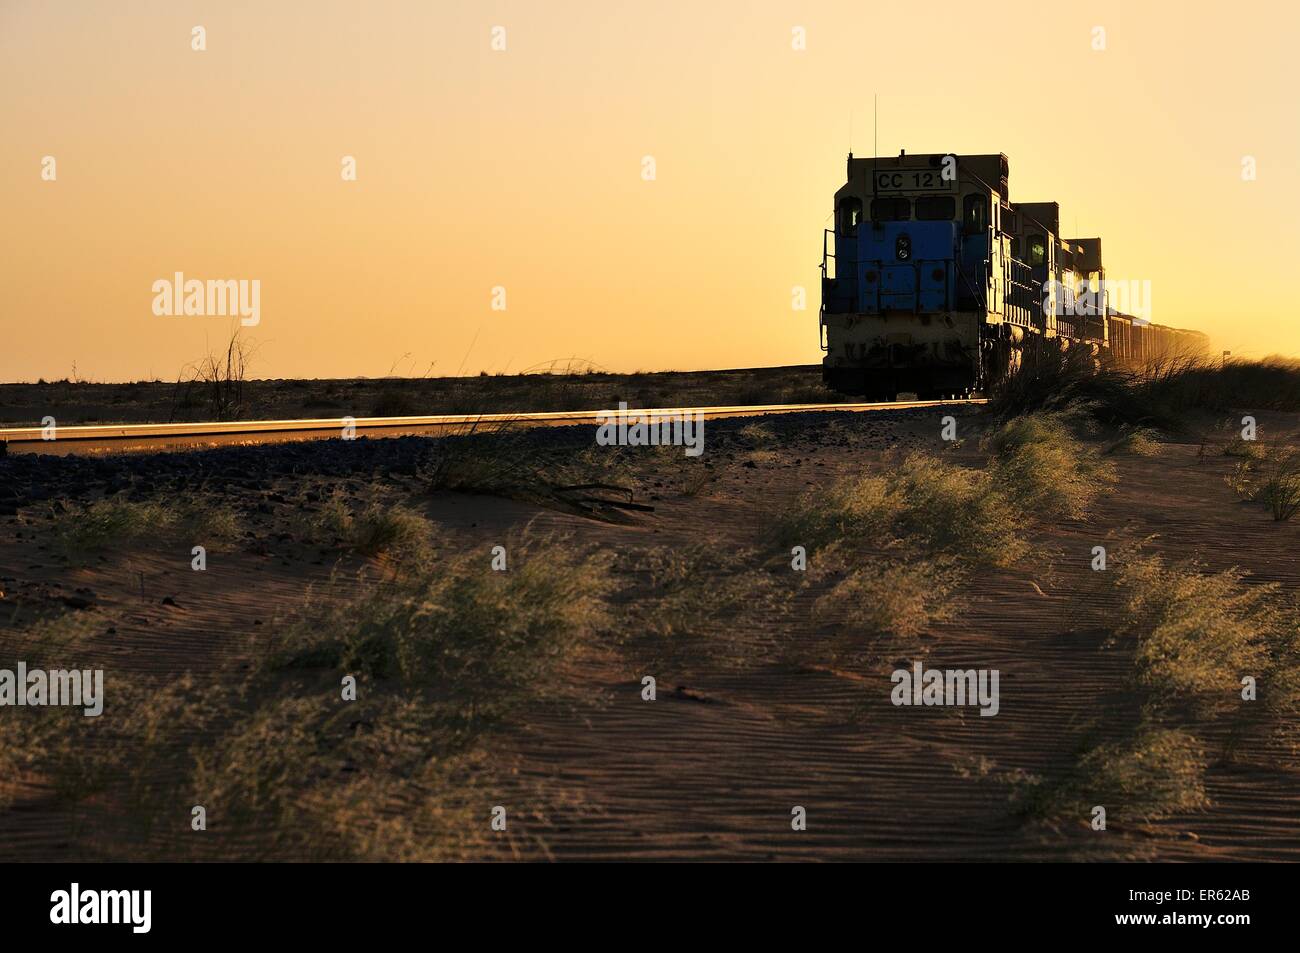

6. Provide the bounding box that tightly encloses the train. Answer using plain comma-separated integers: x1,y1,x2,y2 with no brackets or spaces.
819,151,1207,398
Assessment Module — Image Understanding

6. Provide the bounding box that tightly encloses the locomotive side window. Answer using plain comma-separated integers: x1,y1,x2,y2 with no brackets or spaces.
962,194,987,233
1028,234,1046,266
915,196,956,221
837,197,863,236
870,197,910,221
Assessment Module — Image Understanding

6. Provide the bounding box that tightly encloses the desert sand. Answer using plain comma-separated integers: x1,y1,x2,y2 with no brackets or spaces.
2,401,1296,861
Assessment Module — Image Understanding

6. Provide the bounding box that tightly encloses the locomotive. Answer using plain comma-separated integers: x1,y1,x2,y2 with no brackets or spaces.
819,151,1206,398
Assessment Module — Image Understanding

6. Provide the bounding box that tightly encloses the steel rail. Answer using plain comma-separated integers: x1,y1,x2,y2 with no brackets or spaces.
0,398,985,455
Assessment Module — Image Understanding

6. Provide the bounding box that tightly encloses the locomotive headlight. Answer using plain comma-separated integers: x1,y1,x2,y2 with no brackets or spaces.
896,235,911,261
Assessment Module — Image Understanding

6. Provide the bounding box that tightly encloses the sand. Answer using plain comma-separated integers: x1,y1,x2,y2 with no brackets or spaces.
1,407,1296,860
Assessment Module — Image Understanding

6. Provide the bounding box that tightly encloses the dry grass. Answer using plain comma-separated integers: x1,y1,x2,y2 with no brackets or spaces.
984,413,1115,520
738,422,781,466
622,543,789,667
188,693,484,861
2,530,615,859
51,495,241,558
811,558,960,665
989,350,1300,429
677,461,714,497
1077,726,1210,819
221,529,612,858
779,451,1028,566
1222,436,1266,459
786,433,1042,662
1141,356,1300,414
736,422,777,448
306,494,435,562
777,474,900,553
423,424,646,521
1105,425,1162,457
1106,550,1290,717
1014,723,1209,824
267,531,614,722
887,453,1029,565
1225,445,1300,521
1023,546,1300,827
779,450,1036,673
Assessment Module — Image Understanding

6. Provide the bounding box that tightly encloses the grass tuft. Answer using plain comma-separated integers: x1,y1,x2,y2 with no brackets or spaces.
989,351,1300,428
623,543,788,666
1225,446,1300,521
984,413,1115,520
1107,551,1284,713
268,531,613,724
307,495,436,561
52,496,240,557
1014,723,1209,824
812,557,959,649
779,452,1027,566
1104,425,1162,457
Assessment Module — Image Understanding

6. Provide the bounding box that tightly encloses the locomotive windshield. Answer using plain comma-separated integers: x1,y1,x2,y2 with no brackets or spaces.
915,196,956,220
870,197,910,221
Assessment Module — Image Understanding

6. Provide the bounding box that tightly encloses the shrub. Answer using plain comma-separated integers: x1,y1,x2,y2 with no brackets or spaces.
1096,548,1298,721
984,414,1115,520
348,503,435,560
1226,446,1300,521
813,558,959,639
1222,436,1266,459
1015,723,1209,823
1105,425,1161,457
776,474,901,552
779,452,1027,566
989,351,1300,428
888,453,1028,565
269,532,614,725
1078,725,1209,820
52,496,240,556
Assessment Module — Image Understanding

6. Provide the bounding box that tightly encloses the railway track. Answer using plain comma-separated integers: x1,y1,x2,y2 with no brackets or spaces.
0,398,984,456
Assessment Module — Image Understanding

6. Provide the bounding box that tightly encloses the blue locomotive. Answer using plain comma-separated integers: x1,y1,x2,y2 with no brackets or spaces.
819,151,1205,398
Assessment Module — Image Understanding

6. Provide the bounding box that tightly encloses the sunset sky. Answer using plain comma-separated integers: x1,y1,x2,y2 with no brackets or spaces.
2,0,1297,382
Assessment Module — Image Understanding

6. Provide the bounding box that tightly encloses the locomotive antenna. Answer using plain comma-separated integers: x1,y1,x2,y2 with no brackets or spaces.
873,94,878,158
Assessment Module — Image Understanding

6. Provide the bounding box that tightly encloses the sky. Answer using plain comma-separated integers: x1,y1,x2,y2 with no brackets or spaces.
2,0,1297,382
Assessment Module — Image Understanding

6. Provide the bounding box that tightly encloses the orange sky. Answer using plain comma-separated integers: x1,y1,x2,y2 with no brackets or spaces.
2,0,1297,382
